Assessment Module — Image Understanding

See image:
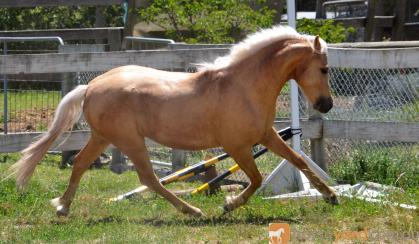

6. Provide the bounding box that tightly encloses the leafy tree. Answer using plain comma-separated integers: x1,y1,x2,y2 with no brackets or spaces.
139,0,275,43
0,6,123,31
297,18,355,43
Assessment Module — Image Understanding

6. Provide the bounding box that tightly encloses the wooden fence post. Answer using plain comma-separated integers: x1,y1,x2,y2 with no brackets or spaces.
308,108,327,172
315,0,326,19
171,149,187,172
110,147,127,174
59,44,107,168
60,71,78,168
107,28,122,51
123,0,138,37
95,5,106,44
365,0,377,41
392,0,407,41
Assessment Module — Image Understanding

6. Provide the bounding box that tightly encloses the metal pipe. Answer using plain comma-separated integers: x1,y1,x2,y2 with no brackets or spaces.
124,36,175,44
2,41,7,134
0,36,64,46
0,36,64,134
286,0,299,151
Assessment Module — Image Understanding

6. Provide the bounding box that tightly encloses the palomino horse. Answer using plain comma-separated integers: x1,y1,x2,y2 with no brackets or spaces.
10,26,338,217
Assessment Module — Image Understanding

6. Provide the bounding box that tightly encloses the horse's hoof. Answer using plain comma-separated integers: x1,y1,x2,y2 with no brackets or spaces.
55,206,69,217
194,209,205,218
324,194,340,205
190,206,205,218
223,195,238,213
50,197,69,217
188,209,204,218
181,205,204,217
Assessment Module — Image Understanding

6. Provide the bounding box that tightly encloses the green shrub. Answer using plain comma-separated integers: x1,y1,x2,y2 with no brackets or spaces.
139,0,275,43
329,145,419,190
297,18,355,43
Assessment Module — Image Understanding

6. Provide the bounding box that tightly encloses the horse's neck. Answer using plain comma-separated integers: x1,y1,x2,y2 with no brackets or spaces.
225,45,295,107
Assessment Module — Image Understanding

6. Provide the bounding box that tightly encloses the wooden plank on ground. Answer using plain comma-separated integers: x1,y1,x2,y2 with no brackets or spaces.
0,48,230,75
323,120,419,142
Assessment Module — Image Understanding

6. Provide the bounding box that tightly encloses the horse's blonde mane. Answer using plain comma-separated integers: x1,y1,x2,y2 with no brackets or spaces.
200,25,327,70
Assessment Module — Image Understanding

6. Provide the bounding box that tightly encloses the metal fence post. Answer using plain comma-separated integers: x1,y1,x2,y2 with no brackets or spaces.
2,41,7,134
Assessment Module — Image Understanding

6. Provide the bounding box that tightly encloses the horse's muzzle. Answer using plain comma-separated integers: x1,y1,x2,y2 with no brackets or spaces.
314,96,333,113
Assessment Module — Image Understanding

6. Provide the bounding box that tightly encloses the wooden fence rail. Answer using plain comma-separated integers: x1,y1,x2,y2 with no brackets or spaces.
1,120,418,153
0,49,229,75
1,46,418,75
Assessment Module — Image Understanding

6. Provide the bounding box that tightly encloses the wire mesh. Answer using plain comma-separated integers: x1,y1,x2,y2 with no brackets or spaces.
324,67,419,178
328,68,418,122
0,89,60,133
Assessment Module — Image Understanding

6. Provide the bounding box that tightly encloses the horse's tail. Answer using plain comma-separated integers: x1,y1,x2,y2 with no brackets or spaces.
9,85,89,190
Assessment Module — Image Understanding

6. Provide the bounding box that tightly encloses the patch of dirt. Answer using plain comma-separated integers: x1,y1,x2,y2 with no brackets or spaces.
1,108,55,133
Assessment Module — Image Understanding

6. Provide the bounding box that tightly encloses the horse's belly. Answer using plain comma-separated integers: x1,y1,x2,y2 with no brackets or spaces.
145,124,219,150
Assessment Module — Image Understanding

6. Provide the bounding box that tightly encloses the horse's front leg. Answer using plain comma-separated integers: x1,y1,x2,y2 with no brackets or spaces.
259,127,339,204
223,147,262,212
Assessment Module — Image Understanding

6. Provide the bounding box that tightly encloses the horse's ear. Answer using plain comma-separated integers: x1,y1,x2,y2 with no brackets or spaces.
314,36,322,51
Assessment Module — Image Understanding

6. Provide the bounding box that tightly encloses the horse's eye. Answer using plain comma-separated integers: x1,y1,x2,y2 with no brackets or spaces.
320,68,328,74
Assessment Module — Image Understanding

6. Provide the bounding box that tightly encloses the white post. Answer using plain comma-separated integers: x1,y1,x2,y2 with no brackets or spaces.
286,0,296,28
287,0,310,190
260,0,333,195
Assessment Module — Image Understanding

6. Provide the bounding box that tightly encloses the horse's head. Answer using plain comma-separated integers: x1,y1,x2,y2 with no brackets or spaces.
288,36,333,113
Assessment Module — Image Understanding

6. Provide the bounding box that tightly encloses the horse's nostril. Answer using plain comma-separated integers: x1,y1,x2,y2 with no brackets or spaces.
314,96,333,113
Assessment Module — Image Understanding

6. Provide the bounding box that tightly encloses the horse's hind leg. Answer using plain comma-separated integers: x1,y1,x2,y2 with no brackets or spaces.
51,134,109,216
223,147,262,212
260,127,338,204
117,138,204,217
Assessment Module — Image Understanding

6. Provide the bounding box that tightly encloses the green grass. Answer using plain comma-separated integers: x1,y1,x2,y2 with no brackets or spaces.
1,153,418,243
0,90,61,112
401,99,419,122
329,144,419,189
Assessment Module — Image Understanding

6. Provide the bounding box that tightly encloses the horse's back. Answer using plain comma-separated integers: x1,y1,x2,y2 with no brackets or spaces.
83,65,222,149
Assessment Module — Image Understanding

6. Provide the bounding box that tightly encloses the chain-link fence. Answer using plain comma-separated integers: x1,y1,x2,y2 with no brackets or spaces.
324,67,418,186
